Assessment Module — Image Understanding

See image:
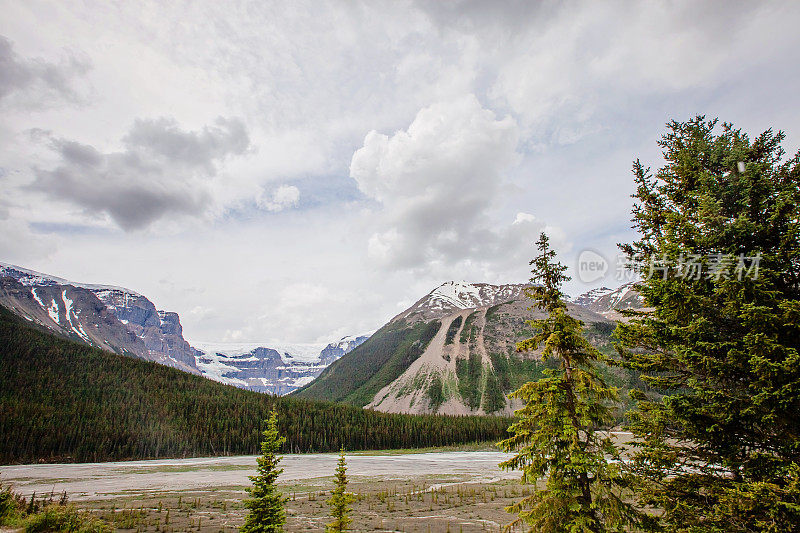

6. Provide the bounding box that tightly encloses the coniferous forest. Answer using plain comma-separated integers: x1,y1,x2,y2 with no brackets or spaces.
0,306,510,464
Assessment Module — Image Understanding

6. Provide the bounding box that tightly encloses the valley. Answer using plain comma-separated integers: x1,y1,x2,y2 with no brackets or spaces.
0,305,509,464
0,262,642,409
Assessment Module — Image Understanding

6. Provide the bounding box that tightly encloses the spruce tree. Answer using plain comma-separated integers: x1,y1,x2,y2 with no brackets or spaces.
499,233,647,532
326,448,355,532
616,116,800,531
241,409,287,533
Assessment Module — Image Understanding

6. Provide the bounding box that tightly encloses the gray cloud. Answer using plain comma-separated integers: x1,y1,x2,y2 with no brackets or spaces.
29,117,250,230
0,35,90,106
123,117,250,173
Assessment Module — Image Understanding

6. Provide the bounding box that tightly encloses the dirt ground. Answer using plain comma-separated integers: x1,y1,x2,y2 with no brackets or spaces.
74,476,535,532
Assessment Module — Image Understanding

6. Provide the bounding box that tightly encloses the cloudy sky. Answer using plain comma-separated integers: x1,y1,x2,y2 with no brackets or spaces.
2,1,799,344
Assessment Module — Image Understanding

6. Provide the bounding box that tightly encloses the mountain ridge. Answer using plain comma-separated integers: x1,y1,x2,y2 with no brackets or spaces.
569,281,644,318
1,262,642,401
0,264,200,374
395,280,530,323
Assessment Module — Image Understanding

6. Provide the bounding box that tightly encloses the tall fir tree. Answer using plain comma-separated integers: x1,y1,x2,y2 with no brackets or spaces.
499,233,648,532
326,448,355,532
616,116,800,531
241,410,287,533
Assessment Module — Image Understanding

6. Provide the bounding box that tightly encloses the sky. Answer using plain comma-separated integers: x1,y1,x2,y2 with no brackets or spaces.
1,0,799,345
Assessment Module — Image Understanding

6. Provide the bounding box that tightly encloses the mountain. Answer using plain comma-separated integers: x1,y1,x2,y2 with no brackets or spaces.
0,262,199,374
1,261,641,405
0,305,508,464
569,282,644,319
192,335,369,395
294,281,626,416
0,262,368,393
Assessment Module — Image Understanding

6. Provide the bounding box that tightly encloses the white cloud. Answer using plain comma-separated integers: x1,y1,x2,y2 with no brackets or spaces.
0,35,90,108
351,94,545,274
513,212,536,225
257,184,300,212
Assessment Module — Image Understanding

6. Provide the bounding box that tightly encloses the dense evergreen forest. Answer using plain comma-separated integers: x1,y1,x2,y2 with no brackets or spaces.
0,306,510,464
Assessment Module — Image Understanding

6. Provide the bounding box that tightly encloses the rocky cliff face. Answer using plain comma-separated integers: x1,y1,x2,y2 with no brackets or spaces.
319,335,371,365
363,290,614,416
0,263,199,374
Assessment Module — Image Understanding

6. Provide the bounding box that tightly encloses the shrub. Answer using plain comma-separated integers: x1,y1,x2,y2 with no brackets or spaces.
0,479,24,525
24,504,110,533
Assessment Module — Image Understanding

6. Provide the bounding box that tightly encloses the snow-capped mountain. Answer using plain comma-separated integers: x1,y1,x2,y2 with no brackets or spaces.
298,280,613,416
570,282,644,316
0,262,200,373
396,281,530,323
192,335,369,395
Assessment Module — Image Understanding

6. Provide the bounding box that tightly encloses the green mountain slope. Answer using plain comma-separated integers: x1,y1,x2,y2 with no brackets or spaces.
0,305,509,464
294,319,441,406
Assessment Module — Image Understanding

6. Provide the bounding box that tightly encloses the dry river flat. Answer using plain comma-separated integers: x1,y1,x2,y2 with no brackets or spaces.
0,451,517,501
1,450,529,532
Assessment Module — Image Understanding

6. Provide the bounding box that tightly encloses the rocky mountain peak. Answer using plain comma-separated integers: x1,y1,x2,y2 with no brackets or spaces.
396,281,530,323
570,281,644,316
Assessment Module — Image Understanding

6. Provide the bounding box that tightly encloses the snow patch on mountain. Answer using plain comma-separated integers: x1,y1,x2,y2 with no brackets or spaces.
193,352,249,387
30,288,45,308
427,281,526,310
62,290,74,325
192,333,371,395
292,375,316,388
427,281,484,310
569,286,614,306
61,289,89,342
47,298,60,324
